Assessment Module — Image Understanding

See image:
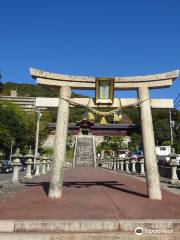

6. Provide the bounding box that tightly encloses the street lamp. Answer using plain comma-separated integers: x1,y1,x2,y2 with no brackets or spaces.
9,140,14,162
34,109,42,169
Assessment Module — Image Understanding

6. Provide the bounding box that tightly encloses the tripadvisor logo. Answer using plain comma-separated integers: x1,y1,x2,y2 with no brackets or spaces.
135,226,173,235
135,227,143,235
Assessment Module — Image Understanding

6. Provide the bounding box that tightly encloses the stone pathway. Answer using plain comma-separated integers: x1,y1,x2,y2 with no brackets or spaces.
0,167,179,220
112,169,180,196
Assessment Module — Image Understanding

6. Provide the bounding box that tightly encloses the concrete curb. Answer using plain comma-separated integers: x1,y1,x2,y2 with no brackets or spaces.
0,219,179,233
0,232,179,240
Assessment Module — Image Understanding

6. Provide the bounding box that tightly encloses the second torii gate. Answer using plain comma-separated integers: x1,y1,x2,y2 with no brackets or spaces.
30,68,179,200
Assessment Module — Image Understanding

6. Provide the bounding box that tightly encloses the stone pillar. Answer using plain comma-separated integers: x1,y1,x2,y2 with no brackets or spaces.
115,160,118,171
117,160,120,170
25,158,33,179
131,158,137,175
50,158,53,169
34,159,41,177
12,158,21,183
120,159,124,171
106,162,108,168
125,159,130,173
139,157,145,176
113,160,116,170
138,87,162,200
41,158,47,175
110,161,113,170
49,86,71,199
101,150,105,161
46,159,51,172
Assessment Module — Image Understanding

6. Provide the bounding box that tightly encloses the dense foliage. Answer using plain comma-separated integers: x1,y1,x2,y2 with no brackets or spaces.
172,109,180,153
97,136,126,154
0,100,35,156
123,108,180,153
0,100,51,157
97,108,180,153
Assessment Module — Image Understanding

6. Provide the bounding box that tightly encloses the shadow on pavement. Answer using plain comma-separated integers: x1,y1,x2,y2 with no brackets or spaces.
64,181,148,198
64,181,123,188
168,185,180,189
23,180,147,198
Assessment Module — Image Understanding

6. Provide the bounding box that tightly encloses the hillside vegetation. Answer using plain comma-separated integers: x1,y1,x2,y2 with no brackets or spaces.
1,82,85,98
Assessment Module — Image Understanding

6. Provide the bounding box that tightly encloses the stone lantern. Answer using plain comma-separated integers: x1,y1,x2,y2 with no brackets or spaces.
24,149,34,179
11,148,22,183
169,149,179,184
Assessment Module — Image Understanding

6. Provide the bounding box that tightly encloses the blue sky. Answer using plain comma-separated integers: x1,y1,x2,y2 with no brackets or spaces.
0,0,180,99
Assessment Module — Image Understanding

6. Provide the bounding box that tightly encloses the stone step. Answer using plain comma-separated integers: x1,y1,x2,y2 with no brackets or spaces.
0,220,179,239
75,135,94,167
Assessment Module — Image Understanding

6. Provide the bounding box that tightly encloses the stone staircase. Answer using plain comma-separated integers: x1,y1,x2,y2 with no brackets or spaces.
74,135,95,167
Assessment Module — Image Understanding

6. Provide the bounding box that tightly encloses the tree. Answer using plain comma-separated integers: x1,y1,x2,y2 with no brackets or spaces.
153,118,170,145
0,100,52,157
123,107,141,130
110,136,125,154
0,100,36,156
97,136,125,155
39,112,52,147
0,125,14,155
128,133,142,152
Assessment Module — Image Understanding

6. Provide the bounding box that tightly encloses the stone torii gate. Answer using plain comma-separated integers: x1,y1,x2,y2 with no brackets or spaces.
30,68,179,200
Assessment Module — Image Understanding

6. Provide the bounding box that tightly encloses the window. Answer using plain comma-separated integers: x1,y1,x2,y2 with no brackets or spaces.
160,147,166,151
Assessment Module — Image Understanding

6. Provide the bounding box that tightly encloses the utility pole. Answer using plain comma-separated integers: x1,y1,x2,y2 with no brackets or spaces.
9,140,14,162
169,109,174,145
34,109,42,169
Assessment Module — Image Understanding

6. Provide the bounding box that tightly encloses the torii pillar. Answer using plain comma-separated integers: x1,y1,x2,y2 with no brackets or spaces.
48,86,71,198
30,68,179,200
138,87,161,199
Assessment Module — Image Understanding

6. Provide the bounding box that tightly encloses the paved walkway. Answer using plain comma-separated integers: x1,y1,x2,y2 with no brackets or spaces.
0,167,179,220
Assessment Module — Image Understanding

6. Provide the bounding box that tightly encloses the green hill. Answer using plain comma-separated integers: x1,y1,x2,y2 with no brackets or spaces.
0,82,87,98
0,82,88,123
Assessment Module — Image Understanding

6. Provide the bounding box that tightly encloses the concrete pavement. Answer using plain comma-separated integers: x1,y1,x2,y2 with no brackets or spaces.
0,167,179,220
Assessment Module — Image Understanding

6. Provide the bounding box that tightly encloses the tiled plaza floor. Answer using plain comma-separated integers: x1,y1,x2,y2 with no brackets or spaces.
0,167,179,220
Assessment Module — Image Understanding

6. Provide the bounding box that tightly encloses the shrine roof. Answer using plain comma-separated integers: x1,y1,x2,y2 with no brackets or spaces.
49,123,136,129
